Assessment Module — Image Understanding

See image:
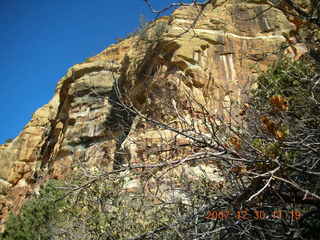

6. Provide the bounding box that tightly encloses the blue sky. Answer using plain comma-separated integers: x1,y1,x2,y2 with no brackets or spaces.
0,0,181,144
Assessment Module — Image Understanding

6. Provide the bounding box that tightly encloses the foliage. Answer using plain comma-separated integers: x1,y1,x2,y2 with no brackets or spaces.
61,172,227,240
250,55,320,160
53,173,176,239
4,56,318,240
239,55,320,239
47,55,319,239
3,1,320,239
1,180,66,240
117,14,168,45
3,139,13,144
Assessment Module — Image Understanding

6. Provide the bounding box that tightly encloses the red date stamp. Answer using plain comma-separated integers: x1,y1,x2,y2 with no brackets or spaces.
204,209,302,221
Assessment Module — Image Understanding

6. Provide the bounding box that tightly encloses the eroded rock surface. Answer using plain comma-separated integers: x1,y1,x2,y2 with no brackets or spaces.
0,0,297,228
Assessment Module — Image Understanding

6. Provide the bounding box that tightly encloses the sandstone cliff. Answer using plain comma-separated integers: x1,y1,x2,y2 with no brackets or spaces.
0,0,299,228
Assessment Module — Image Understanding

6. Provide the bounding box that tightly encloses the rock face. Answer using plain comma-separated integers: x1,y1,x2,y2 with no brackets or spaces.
0,0,296,228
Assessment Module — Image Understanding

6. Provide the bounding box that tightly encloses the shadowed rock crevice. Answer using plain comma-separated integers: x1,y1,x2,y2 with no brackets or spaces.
105,86,136,170
39,66,114,170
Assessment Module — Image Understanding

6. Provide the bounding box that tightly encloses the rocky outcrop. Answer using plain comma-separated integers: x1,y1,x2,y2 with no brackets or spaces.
0,0,298,228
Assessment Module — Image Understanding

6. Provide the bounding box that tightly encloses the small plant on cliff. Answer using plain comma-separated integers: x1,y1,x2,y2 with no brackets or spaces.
3,138,13,144
1,180,66,240
139,20,168,44
120,14,167,45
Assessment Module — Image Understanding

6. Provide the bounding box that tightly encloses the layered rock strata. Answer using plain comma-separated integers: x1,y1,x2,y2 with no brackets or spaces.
0,0,297,228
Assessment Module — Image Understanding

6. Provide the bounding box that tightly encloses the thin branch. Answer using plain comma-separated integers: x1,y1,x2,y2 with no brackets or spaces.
55,150,226,202
247,175,273,202
273,175,320,200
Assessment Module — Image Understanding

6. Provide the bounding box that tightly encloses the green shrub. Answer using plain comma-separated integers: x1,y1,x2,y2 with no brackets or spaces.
123,15,168,45
1,180,66,240
3,138,13,144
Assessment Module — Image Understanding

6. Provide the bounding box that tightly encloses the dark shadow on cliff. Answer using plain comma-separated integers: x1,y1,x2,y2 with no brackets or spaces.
104,56,136,170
